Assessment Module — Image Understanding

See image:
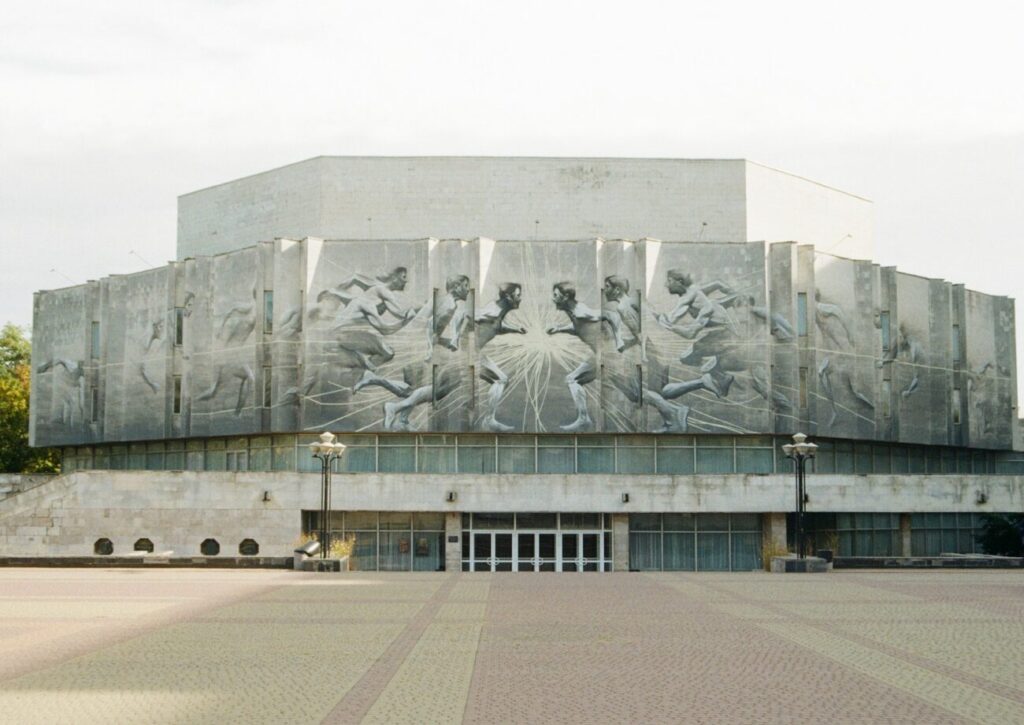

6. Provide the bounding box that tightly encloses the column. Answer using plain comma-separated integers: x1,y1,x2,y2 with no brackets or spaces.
444,511,462,572
611,513,629,572
900,513,912,556
762,512,787,557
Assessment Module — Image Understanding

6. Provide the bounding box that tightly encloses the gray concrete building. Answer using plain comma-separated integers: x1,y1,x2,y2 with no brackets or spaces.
5,157,1023,571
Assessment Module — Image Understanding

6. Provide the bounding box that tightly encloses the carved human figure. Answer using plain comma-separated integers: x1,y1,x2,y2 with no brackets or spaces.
196,289,259,416
601,275,641,353
36,358,85,426
139,319,165,393
655,270,740,339
318,267,420,335
814,289,852,349
218,288,258,345
741,296,794,341
547,281,602,432
427,274,471,357
381,367,460,431
476,283,526,432
897,324,924,398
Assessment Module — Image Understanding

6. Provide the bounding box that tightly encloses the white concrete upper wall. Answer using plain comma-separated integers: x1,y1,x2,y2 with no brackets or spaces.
745,161,873,259
176,157,872,259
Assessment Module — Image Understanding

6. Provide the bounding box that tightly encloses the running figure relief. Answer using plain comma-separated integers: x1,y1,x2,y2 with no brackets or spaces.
547,281,601,432
476,283,526,432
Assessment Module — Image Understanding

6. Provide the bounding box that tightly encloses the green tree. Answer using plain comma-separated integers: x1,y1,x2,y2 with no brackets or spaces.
0,323,60,473
975,513,1024,557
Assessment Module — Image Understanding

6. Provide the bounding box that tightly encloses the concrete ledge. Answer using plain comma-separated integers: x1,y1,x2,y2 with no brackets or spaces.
771,556,828,573
835,556,1024,569
0,556,293,569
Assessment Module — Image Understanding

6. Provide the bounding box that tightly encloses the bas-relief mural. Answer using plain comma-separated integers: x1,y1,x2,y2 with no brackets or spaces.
809,256,877,438
30,239,1017,450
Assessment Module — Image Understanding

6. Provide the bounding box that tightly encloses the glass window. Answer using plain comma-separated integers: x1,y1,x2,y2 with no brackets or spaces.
629,514,662,532
577,436,614,473
696,447,733,474
663,533,696,571
617,441,655,473
90,321,101,359
696,533,729,571
697,513,730,531
951,325,961,364
378,435,415,472
663,513,694,531
346,511,378,529
630,532,661,570
418,445,455,473
413,512,446,530
263,291,273,334
174,307,184,346
517,513,557,529
560,513,601,530
473,512,514,529
380,512,412,530
412,532,444,571
350,531,378,571
657,446,694,474
736,448,772,474
796,292,808,336
172,377,182,415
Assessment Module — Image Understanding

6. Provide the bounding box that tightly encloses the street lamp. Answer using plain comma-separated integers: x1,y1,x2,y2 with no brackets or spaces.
781,432,818,559
309,432,346,559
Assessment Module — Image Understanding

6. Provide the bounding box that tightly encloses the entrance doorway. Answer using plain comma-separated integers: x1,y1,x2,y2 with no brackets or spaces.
461,513,611,572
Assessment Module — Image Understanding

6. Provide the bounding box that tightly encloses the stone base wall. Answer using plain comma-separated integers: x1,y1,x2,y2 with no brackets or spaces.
2,470,1022,558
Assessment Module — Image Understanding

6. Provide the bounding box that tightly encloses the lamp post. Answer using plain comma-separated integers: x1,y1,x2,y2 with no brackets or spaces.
309,432,346,559
781,432,817,559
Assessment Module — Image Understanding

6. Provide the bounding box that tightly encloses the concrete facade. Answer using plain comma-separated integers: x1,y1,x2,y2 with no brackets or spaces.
1,470,1020,558
14,156,1023,570
177,157,874,260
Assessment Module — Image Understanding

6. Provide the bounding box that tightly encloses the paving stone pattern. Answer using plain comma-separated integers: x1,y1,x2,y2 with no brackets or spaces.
0,568,1022,723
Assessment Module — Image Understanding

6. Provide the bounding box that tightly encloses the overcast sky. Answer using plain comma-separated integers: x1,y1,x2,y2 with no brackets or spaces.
2,1,1022,407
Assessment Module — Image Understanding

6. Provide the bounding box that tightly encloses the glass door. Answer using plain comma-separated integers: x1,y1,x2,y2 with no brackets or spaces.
515,532,557,571
471,532,514,571
559,532,604,571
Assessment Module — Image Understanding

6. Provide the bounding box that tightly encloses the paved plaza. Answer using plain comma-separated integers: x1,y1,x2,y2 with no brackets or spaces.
0,568,1022,724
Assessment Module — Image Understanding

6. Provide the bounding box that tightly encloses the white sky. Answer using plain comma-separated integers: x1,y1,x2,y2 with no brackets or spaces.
1,1,1022,409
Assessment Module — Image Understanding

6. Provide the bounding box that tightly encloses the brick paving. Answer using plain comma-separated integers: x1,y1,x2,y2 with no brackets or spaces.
0,568,1022,723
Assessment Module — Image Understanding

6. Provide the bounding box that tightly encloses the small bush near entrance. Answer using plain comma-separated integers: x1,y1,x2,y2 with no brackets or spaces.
200,538,220,556
134,538,154,553
94,538,113,555
238,538,259,556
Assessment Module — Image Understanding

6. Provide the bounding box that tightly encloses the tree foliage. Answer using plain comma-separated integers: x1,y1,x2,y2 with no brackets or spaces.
976,513,1024,557
0,323,60,473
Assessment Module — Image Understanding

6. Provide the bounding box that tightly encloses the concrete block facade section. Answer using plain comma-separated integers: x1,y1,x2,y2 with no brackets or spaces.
32,239,1017,450
1,470,1021,557
177,157,873,260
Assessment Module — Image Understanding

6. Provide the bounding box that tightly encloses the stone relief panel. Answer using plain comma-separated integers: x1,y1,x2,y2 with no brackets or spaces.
641,241,771,434
598,240,644,432
810,254,878,440
298,239,432,432
964,289,1015,448
475,239,600,433
891,273,952,445
426,238,476,432
31,286,90,446
29,237,1017,448
101,268,171,442
188,247,261,437
270,239,304,432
